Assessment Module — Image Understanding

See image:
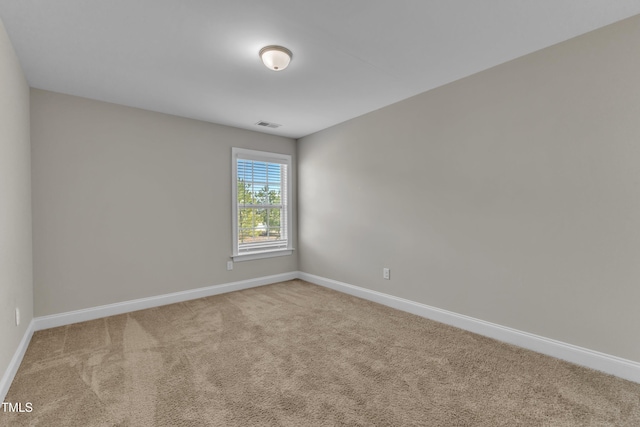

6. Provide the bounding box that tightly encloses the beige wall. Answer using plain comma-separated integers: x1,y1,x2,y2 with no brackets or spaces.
0,19,33,377
31,89,297,316
298,15,640,363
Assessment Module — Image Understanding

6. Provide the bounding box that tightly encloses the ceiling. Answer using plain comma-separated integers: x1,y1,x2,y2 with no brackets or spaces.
1,1,640,139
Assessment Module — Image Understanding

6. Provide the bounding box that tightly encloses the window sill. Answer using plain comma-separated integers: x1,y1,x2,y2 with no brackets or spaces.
232,249,294,262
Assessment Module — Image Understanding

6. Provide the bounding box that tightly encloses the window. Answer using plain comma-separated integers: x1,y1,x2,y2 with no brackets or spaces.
232,148,292,261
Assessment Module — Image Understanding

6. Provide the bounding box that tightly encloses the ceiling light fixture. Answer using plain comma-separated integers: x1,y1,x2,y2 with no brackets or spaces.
259,45,292,71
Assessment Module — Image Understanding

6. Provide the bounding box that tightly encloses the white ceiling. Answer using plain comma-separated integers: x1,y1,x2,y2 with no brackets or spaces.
1,1,639,139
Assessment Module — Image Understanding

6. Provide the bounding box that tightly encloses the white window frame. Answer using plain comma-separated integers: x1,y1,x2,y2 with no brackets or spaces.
231,147,293,262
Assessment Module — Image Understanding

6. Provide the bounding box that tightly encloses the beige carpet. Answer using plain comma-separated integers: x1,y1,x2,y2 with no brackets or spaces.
2,280,639,426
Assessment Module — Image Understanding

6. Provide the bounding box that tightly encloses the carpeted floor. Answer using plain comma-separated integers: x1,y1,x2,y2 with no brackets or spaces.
2,279,639,426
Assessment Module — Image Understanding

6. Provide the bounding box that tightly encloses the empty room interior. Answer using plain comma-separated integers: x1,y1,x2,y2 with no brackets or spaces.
1,1,640,425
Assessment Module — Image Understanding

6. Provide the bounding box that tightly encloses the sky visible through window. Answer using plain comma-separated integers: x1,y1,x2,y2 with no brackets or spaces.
237,160,282,195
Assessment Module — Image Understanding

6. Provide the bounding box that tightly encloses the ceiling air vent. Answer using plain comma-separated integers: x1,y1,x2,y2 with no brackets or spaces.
255,121,282,129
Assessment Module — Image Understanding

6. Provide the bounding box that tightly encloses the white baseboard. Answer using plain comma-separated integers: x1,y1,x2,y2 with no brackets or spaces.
4,269,638,400
298,272,640,384
33,272,298,331
0,320,35,402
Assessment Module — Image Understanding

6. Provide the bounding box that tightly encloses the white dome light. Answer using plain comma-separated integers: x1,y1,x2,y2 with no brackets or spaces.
259,45,292,71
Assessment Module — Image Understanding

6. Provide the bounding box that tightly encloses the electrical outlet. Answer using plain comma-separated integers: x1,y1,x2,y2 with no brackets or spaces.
15,308,20,326
227,261,233,271
383,268,390,280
